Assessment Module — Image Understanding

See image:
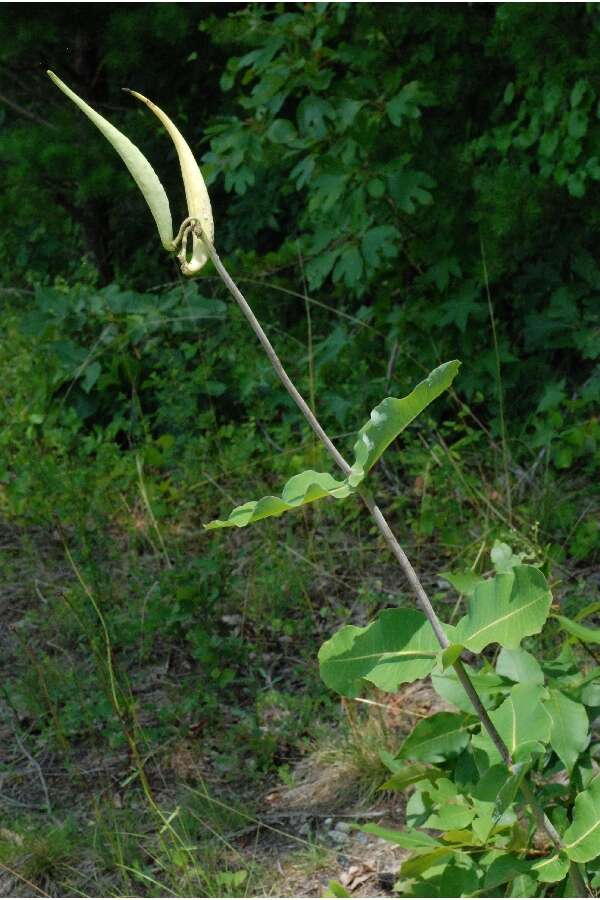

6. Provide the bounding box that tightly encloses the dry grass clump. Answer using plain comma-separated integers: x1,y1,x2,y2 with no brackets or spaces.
265,681,449,815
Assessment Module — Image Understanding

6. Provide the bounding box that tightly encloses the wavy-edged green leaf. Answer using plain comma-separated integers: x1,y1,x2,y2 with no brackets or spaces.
204,469,351,529
397,712,472,764
348,360,460,486
128,90,214,274
455,566,552,653
564,775,600,863
554,614,600,645
542,689,589,772
318,608,441,698
472,684,550,766
47,71,174,250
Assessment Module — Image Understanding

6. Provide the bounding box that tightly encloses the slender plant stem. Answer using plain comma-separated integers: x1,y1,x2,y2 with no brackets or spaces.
196,227,587,896
480,236,512,526
196,229,351,478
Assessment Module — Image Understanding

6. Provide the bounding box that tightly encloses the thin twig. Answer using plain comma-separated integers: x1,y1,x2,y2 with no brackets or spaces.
0,860,50,897
0,91,58,129
480,236,512,525
136,454,172,569
12,729,53,818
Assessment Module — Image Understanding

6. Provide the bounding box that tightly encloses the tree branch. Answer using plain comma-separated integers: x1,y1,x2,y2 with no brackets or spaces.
0,91,58,129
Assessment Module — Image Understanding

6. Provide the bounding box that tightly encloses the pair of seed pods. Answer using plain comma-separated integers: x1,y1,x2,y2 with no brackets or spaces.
47,70,213,276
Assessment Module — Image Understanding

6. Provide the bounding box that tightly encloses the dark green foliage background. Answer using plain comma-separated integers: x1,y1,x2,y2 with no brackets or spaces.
2,2,599,435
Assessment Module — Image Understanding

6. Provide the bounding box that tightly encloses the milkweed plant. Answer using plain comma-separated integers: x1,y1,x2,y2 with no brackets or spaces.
48,71,600,898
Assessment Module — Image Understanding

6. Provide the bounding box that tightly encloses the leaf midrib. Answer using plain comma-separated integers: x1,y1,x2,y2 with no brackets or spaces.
566,811,600,851
329,649,437,665
464,595,543,646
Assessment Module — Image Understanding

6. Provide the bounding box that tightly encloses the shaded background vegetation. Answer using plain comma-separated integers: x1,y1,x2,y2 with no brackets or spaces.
0,3,598,896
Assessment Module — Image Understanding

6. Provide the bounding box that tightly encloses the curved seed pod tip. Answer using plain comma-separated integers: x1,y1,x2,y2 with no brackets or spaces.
47,70,174,251
126,90,214,276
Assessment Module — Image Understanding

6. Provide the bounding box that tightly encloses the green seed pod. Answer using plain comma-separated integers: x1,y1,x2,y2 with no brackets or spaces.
126,90,214,275
47,70,175,251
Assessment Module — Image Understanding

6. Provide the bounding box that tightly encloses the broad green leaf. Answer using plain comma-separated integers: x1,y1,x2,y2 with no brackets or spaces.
554,614,600,645
380,763,444,792
396,712,472,764
472,684,551,766
542,689,589,771
496,647,545,685
441,829,476,844
318,608,440,698
491,540,524,573
348,360,461,486
47,71,174,250
128,90,214,274
564,775,600,863
359,824,441,850
455,566,552,653
425,805,475,831
531,851,570,884
204,469,352,529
